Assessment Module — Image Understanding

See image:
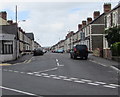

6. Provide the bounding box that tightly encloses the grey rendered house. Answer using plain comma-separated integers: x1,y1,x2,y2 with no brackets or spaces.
0,24,18,62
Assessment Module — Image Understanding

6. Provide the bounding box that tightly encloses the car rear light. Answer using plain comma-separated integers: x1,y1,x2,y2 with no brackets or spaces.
86,48,88,51
74,48,77,52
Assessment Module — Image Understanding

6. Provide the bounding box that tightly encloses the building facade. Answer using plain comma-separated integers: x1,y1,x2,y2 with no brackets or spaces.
103,3,120,59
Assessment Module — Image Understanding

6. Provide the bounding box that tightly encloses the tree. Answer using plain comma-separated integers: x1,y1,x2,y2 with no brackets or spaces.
105,26,120,46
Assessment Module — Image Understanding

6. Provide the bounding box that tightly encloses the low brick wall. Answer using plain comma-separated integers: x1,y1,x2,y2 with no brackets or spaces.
93,48,103,57
103,49,112,59
112,56,120,62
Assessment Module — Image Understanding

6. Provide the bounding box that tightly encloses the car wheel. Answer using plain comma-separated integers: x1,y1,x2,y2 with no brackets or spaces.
73,55,77,59
85,56,88,60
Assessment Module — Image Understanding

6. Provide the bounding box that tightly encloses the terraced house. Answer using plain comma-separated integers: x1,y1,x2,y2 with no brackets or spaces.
0,11,40,62
103,2,120,59
79,4,112,55
0,12,18,62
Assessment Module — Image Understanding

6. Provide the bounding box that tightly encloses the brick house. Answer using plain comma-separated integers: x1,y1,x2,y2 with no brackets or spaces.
103,3,120,59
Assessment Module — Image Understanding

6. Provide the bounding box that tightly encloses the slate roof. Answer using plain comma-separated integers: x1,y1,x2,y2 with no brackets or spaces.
0,24,18,39
25,33,34,40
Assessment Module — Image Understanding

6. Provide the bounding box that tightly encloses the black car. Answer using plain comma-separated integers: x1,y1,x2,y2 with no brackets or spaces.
33,47,44,56
70,45,88,59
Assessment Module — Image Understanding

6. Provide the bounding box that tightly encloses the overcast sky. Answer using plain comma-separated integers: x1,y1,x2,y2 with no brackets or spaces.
0,0,119,47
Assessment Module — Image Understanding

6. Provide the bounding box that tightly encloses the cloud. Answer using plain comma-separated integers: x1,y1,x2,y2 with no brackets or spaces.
0,2,119,46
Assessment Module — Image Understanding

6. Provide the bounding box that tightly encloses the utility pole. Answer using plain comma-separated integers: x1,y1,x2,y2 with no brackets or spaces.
16,5,17,23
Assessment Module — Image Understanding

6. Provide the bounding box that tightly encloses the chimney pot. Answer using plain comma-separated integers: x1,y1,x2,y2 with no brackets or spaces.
0,11,7,20
87,17,92,24
7,20,13,25
93,11,100,19
82,21,86,27
104,3,111,13
78,24,82,31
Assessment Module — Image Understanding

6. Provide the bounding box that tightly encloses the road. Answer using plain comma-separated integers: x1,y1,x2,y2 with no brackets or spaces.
1,52,120,96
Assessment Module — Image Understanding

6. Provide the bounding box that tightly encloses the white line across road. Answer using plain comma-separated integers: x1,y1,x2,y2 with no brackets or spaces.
0,86,39,96
2,68,120,89
33,67,58,73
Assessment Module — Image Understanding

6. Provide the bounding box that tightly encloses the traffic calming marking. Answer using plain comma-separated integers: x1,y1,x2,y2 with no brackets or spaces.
103,85,116,89
2,69,119,89
74,80,85,83
63,78,72,81
87,82,99,86
0,64,12,66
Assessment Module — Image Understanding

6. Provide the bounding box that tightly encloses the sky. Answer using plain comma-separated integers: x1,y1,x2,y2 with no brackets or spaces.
0,0,119,47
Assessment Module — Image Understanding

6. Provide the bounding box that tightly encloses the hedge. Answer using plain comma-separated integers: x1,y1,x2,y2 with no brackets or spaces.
111,42,120,56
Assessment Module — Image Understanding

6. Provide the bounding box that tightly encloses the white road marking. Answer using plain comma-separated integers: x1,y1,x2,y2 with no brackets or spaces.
52,77,61,79
33,72,39,73
110,66,120,72
8,70,13,72
63,78,72,81
56,59,58,62
0,86,38,96
41,73,48,76
109,84,120,87
49,74,57,77
81,79,92,82
27,73,34,75
23,60,28,63
103,85,117,89
59,76,67,79
14,71,19,73
34,67,58,73
58,65,64,67
2,69,119,89
56,59,64,67
35,74,42,77
74,80,85,83
26,57,34,64
20,72,25,74
43,75,51,78
57,63,60,66
89,60,107,67
70,77,78,80
94,81,106,85
87,83,100,86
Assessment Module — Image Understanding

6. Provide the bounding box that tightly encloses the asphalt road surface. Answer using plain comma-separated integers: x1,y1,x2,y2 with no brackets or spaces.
1,52,120,96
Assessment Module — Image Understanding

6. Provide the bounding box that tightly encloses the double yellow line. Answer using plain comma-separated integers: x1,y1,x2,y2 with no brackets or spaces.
0,57,34,66
0,63,12,66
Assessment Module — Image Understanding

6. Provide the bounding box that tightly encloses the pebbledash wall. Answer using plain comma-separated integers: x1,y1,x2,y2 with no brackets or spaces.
0,33,16,62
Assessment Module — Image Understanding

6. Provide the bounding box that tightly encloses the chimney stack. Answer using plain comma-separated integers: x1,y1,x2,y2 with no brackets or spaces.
0,11,7,20
93,11,100,19
7,20,13,25
104,3,111,13
78,24,82,31
87,17,92,24
82,21,86,27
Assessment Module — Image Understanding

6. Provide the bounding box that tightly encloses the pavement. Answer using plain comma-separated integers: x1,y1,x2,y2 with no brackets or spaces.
88,54,120,72
1,54,33,66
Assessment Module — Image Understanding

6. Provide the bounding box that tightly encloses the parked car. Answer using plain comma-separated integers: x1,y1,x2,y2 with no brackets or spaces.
33,47,44,56
70,45,88,60
57,49,64,53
